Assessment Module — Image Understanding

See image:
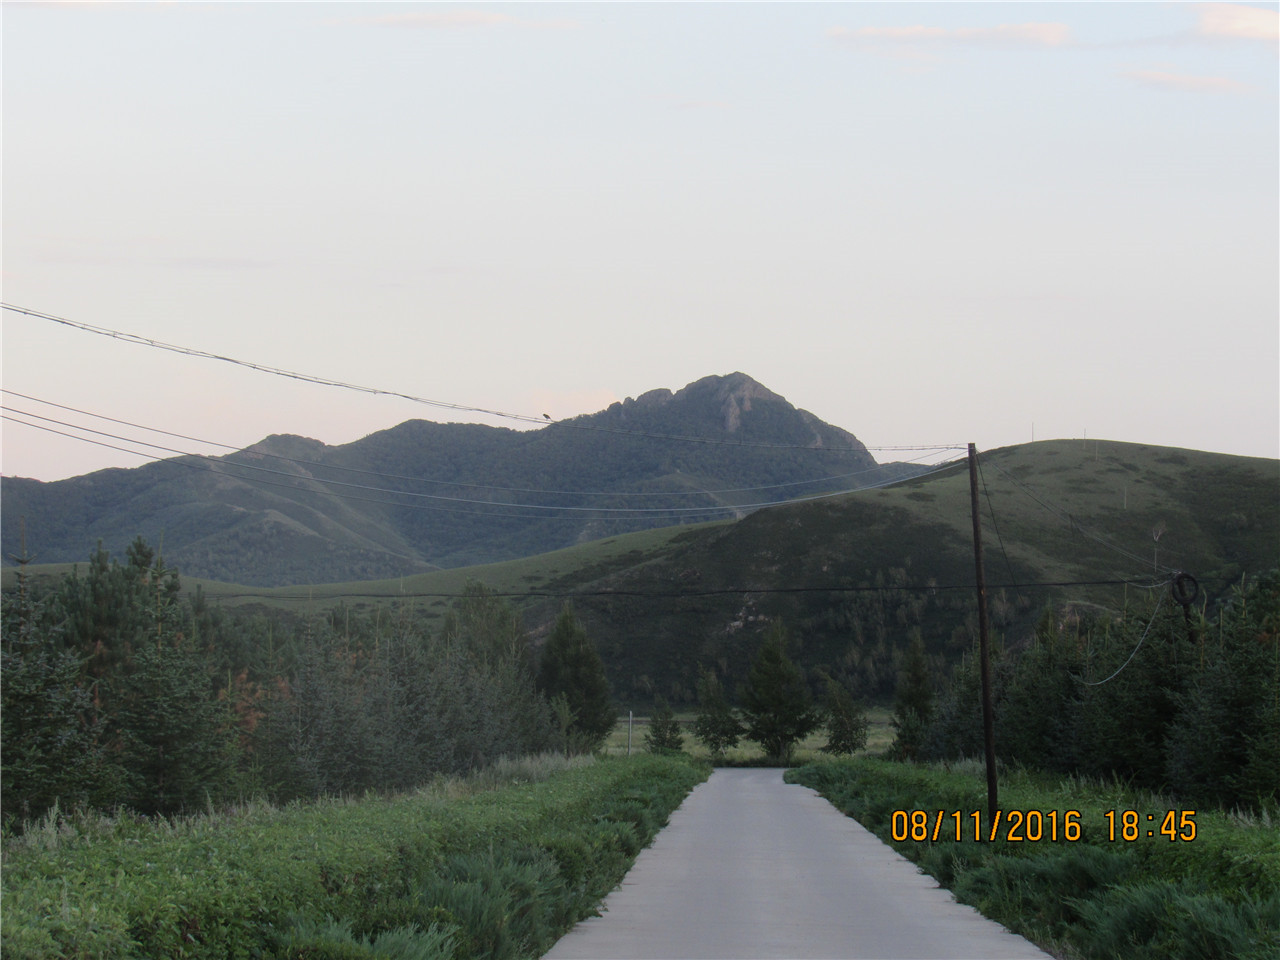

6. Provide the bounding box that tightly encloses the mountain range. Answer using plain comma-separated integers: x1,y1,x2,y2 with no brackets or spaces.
40,436,1267,706
1,373,926,586
4,384,1276,703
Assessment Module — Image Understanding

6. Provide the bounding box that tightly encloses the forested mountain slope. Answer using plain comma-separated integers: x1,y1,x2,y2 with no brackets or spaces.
465,439,1279,704
2,373,914,585
28,439,1263,707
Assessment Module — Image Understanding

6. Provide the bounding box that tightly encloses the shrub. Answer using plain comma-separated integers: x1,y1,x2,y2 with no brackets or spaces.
644,696,684,753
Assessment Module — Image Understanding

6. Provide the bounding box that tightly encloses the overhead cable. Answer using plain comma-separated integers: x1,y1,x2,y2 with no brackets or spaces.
4,303,963,455
982,457,1160,572
1077,583,1172,686
3,409,960,519
1,414,597,522
199,576,1183,604
1,389,954,499
976,452,1021,598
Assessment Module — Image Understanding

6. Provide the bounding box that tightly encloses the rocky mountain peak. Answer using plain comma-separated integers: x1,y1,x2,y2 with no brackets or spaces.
673,372,784,433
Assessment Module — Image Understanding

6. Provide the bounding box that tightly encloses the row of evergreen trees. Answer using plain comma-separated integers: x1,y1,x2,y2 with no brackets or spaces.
646,623,869,763
2,536,876,823
895,574,1280,810
1,539,616,822
2,540,235,817
14,536,1265,822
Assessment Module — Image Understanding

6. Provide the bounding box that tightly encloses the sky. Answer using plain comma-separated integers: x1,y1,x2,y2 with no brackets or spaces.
3,1,1277,483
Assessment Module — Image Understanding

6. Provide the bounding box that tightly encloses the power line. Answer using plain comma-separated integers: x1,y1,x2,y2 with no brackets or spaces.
982,456,1159,573
0,410,727,518
199,577,1180,604
2,389,244,454
3,408,961,520
1078,583,1172,686
976,452,1020,599
1,413,596,522
1,388,953,499
5,303,961,455
10,408,1257,607
2,304,549,424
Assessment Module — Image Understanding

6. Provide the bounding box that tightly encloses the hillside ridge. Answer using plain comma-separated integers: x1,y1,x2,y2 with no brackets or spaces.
1,373,892,585
9,438,1270,708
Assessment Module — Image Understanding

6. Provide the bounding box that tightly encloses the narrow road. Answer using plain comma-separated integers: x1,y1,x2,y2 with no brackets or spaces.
544,768,1053,960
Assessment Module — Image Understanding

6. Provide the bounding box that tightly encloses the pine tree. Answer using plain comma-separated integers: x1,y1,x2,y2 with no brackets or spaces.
439,581,535,672
0,559,108,818
645,696,684,753
117,632,236,814
820,675,869,756
111,550,235,814
692,666,743,761
3,538,238,815
537,603,614,752
741,621,818,764
890,631,934,760
1165,574,1280,806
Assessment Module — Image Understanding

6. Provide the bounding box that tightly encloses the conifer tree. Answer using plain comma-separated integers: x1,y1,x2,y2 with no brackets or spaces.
109,548,235,813
890,631,934,760
741,621,818,764
820,675,869,756
117,631,236,814
3,539,237,815
645,695,684,753
0,559,108,818
692,666,743,761
537,603,614,752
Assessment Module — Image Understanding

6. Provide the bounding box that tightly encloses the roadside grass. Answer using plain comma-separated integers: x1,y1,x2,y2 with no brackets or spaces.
603,706,893,765
788,757,1280,960
1,753,708,960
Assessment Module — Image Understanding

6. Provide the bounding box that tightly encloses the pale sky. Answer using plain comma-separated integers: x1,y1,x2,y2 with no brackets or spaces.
3,2,1277,483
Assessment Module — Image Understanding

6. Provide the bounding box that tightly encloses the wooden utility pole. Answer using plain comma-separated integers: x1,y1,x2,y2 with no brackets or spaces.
967,444,998,825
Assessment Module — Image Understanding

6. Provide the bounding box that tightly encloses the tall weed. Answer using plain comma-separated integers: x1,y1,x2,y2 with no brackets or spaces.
2,754,708,960
275,916,458,960
790,757,1280,960
1074,884,1280,960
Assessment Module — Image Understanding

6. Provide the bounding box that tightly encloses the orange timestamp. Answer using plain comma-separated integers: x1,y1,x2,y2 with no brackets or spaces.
890,809,1198,843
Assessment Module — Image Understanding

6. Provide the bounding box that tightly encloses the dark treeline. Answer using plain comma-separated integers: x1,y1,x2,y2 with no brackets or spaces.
1,539,610,824
8,534,1275,824
905,573,1280,811
591,563,1011,708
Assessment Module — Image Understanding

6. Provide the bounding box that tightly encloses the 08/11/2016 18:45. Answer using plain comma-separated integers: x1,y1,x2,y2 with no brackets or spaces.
890,809,1198,843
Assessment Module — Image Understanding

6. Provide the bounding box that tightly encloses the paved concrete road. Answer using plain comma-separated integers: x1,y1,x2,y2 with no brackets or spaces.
543,769,1053,960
